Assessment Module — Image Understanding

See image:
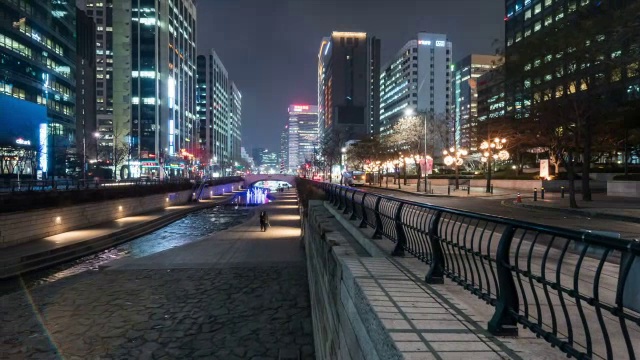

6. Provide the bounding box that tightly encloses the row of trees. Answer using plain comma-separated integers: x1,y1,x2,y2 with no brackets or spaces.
315,113,449,191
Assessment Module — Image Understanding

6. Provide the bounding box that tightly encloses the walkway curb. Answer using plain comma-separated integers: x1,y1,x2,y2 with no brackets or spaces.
362,185,452,198
0,196,235,280
501,200,640,225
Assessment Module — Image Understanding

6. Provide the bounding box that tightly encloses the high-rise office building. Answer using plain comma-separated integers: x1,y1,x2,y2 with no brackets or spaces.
0,0,77,177
229,82,242,164
280,125,288,173
318,32,380,142
504,0,640,119
287,105,318,173
260,150,279,174
83,0,197,178
379,33,452,137
476,66,505,147
196,50,241,176
252,147,266,167
452,54,500,151
77,0,115,158
75,8,97,162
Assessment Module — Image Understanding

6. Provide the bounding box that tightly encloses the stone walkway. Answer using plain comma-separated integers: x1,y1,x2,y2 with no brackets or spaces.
323,204,566,360
0,190,314,360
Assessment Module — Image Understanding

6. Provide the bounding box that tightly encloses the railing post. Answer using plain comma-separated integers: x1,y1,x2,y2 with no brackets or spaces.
349,190,358,220
343,189,351,214
488,225,519,336
392,202,406,257
425,211,445,284
359,193,368,228
337,187,345,210
372,196,383,239
333,186,340,207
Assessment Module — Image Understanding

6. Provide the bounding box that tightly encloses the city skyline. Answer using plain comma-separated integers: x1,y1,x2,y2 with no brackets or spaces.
196,0,504,151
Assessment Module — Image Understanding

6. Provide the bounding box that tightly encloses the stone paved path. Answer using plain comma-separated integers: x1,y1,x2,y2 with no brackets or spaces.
0,190,314,359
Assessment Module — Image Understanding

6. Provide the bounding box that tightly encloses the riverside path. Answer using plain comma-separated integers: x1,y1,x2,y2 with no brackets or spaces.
0,189,314,360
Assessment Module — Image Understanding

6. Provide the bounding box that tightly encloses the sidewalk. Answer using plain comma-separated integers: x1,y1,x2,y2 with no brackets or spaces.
0,193,236,279
364,183,640,224
363,182,516,198
318,202,568,359
506,192,640,224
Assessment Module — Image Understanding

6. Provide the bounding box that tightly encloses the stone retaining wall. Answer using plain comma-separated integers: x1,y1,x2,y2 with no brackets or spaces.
304,201,402,360
0,182,243,248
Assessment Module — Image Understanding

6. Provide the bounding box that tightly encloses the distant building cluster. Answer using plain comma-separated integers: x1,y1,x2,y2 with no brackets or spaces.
0,0,243,180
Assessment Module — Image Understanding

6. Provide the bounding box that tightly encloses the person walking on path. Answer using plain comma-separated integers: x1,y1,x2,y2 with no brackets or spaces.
259,211,269,232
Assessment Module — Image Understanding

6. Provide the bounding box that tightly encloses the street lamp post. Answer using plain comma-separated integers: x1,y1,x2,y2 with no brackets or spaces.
480,138,509,193
340,147,347,185
443,147,468,190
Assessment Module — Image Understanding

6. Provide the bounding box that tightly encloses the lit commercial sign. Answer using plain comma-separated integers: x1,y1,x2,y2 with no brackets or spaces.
435,40,446,47
293,105,309,112
16,138,31,146
418,40,431,46
39,123,48,173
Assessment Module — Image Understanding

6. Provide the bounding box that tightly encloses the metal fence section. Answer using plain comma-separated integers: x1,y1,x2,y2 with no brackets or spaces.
318,181,640,360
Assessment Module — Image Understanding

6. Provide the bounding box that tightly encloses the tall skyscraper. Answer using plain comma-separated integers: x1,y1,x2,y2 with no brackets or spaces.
78,0,115,159
280,125,289,173
75,8,97,163
229,82,242,165
379,33,453,137
81,0,197,178
196,50,241,176
0,0,77,177
252,147,266,167
287,105,318,173
318,32,380,142
504,0,640,120
452,54,500,151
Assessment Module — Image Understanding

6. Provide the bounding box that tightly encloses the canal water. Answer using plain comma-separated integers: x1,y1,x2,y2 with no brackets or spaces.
0,190,270,295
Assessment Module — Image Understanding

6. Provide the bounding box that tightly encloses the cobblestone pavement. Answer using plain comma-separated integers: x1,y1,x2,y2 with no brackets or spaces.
0,265,314,359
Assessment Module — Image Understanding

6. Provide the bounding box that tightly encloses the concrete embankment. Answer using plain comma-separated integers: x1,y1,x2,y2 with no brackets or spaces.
0,182,243,279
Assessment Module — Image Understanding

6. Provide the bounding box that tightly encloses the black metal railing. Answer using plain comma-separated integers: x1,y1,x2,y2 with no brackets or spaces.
316,181,640,360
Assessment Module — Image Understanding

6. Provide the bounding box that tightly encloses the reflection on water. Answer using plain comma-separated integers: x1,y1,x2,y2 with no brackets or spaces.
0,204,251,294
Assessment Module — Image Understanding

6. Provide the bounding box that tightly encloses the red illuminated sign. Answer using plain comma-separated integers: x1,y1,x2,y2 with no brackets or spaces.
292,105,310,112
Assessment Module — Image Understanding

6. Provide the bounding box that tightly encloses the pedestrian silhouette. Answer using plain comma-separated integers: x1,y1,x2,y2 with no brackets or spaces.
259,211,269,232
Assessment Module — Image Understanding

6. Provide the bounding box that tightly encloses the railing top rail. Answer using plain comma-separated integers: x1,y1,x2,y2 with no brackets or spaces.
320,181,639,253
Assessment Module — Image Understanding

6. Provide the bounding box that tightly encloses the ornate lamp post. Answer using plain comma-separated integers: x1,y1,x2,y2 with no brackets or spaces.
480,138,509,193
443,147,468,190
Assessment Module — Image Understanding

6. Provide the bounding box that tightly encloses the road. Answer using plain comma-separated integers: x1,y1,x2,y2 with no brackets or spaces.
361,187,640,239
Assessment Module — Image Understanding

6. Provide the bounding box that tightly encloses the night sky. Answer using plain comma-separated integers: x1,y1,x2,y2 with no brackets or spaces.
196,0,505,153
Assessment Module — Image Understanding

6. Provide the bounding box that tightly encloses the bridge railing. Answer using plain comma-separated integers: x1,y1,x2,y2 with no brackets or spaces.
314,181,640,360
